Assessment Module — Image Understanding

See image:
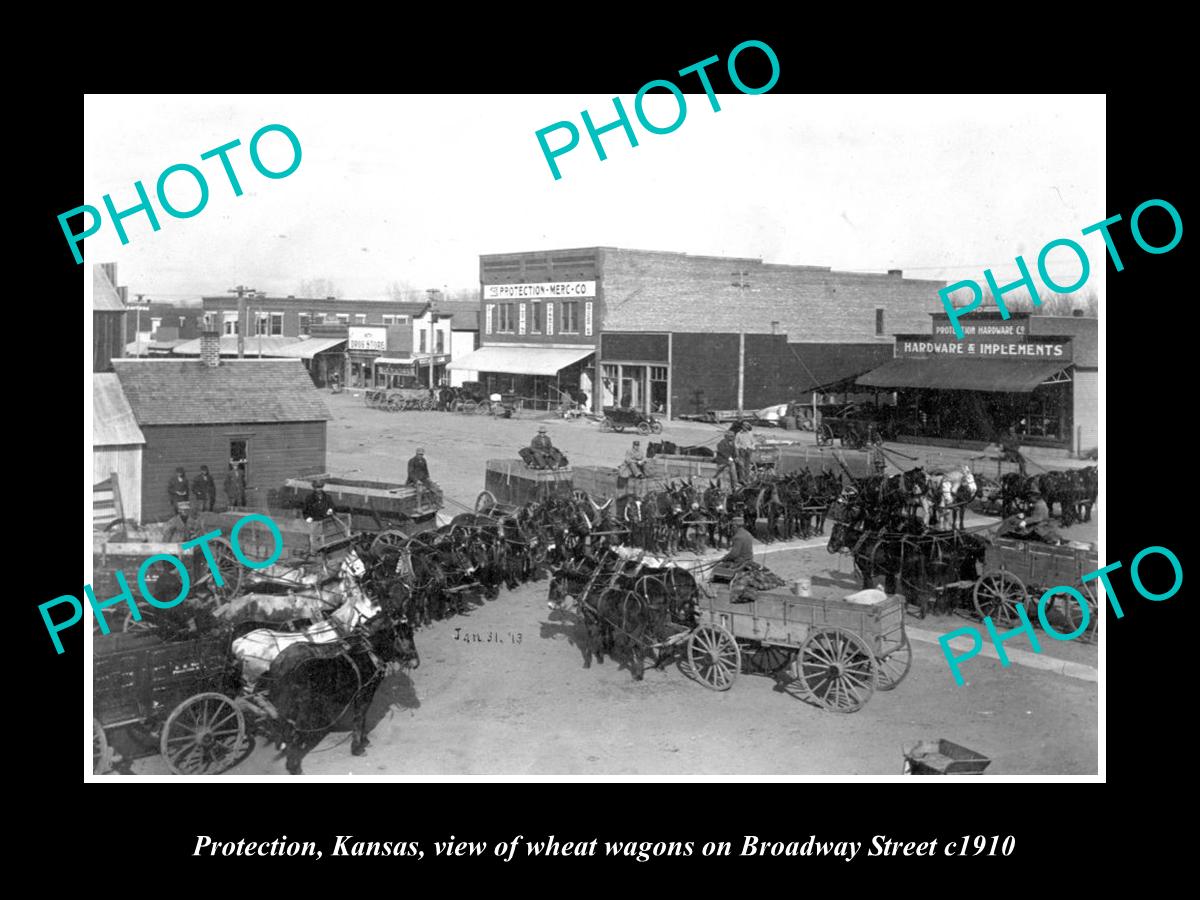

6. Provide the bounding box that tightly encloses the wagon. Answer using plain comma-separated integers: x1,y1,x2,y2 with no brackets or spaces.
93,524,243,636
202,508,356,594
665,581,911,712
365,386,437,411
971,536,1099,639
93,629,247,775
273,474,443,553
475,458,574,516
600,405,663,436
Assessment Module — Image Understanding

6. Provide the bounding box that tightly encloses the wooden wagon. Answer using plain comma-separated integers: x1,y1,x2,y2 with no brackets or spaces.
93,525,243,636
972,537,1099,639
663,582,911,712
476,459,574,515
274,474,443,552
93,630,246,775
364,386,437,411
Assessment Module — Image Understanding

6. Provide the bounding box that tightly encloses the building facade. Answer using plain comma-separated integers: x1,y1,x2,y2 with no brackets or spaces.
453,247,943,415
110,336,331,521
201,295,429,339
93,264,127,372
857,311,1098,454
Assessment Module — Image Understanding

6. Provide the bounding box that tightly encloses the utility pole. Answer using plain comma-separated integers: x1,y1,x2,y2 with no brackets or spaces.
228,285,256,359
256,292,265,358
135,294,145,357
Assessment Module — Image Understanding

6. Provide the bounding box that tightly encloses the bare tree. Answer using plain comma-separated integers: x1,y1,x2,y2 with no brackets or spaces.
297,278,342,299
385,280,426,303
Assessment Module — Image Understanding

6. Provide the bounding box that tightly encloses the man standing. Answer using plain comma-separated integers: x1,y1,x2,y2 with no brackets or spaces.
530,425,554,469
715,430,738,490
999,424,1027,477
734,422,755,483
406,448,431,485
224,463,246,509
191,465,217,512
167,467,190,514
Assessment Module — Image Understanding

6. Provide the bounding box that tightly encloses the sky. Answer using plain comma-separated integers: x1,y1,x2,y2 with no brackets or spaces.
82,94,1105,304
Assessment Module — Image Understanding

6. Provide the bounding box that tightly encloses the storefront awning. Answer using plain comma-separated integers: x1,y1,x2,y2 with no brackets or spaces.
447,346,594,376
375,357,413,366
856,358,1070,393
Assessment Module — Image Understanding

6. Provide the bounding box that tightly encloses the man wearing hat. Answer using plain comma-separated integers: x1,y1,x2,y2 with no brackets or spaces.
191,465,217,512
530,425,554,469
163,502,196,543
619,440,648,480
224,463,246,509
167,467,190,514
721,516,756,566
997,485,1062,543
303,480,335,521
406,448,431,486
715,430,738,490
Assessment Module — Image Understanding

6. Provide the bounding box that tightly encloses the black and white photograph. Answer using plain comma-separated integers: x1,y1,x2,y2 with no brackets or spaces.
81,91,1107,780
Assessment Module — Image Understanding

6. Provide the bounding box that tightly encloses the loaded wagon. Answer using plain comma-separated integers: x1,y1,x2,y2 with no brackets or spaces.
273,473,443,551
664,578,911,712
971,537,1099,640
364,386,438,411
476,458,574,515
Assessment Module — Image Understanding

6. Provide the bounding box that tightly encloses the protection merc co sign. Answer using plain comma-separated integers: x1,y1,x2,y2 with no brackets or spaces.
483,281,596,300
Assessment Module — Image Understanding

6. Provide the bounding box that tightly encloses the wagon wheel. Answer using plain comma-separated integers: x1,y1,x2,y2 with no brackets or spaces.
202,537,243,600
650,419,663,435
420,398,436,411
637,421,651,436
746,643,793,675
685,624,741,691
371,529,411,553
600,418,613,432
93,718,111,775
475,490,498,514
874,631,912,691
160,692,246,775
385,395,403,412
817,424,835,446
972,570,1029,626
474,401,492,416
460,400,477,414
795,627,877,713
1063,580,1099,640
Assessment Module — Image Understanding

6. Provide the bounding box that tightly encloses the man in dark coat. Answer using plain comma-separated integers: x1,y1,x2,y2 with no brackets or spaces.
999,424,1027,477
191,465,217,512
406,448,431,485
715,430,738,490
303,481,335,521
530,425,554,469
722,518,755,566
224,464,246,508
163,502,196,542
167,467,190,514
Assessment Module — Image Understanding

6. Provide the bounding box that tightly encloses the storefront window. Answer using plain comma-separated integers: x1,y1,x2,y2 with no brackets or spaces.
560,301,580,333
529,302,544,333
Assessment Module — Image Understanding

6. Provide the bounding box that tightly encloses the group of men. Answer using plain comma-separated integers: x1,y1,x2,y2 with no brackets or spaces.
167,464,244,515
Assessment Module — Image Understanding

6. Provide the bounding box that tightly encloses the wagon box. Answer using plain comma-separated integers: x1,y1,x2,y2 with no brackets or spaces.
274,474,443,532
483,459,575,508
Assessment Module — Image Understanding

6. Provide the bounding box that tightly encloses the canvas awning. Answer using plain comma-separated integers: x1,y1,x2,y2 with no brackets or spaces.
447,346,594,376
856,358,1071,393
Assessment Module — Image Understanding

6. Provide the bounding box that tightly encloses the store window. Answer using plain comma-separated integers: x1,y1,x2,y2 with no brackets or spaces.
876,308,885,336
419,331,427,352
436,330,445,353
298,313,310,334
382,315,396,325
498,303,515,333
650,366,668,415
355,314,367,325
335,314,350,325
222,311,239,335
269,312,283,335
560,301,580,333
529,302,543,333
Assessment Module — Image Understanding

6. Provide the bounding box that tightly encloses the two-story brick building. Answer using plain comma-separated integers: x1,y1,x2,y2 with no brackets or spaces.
452,247,945,416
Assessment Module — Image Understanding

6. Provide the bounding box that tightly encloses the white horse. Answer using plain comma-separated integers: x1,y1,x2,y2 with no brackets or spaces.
231,548,382,692
929,465,977,529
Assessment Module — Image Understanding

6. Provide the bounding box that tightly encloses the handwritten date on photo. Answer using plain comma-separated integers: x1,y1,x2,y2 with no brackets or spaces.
453,629,522,644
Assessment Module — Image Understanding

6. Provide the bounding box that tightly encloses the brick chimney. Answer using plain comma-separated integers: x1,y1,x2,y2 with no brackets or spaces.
200,329,222,368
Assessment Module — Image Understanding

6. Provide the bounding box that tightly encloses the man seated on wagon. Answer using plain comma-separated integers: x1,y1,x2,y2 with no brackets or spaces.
163,501,198,543
303,481,335,522
619,440,648,481
996,486,1063,543
406,448,431,485
529,425,555,469
712,516,755,585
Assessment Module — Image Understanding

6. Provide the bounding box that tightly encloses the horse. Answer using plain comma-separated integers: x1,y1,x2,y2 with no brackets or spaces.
268,598,419,775
231,546,385,691
929,465,977,531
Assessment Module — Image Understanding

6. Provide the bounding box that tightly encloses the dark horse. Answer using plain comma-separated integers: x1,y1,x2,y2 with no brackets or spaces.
268,599,420,775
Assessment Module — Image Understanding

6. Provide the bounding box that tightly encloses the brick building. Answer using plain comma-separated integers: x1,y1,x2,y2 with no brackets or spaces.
109,332,331,522
857,311,1097,454
452,247,944,415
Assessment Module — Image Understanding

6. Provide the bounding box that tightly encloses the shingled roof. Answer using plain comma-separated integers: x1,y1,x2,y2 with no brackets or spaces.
111,359,332,426
93,265,126,312
93,373,145,445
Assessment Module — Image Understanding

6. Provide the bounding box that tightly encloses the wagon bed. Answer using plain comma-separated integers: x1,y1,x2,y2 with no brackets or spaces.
972,536,1099,637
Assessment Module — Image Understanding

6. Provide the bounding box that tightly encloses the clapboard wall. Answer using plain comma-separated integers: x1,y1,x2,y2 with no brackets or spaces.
139,421,327,522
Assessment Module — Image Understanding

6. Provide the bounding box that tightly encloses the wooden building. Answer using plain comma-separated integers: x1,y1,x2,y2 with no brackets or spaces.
110,332,332,522
93,263,127,372
93,373,145,526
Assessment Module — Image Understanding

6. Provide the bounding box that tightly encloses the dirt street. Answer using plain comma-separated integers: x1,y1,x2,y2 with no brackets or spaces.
121,395,1099,776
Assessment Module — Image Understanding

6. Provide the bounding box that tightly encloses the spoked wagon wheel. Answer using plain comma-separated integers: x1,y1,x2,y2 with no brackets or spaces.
1063,580,1099,641
371,529,411,553
161,693,246,775
600,418,613,432
650,419,663,435
795,627,877,713
475,490,498,514
474,401,492,416
637,422,651,436
685,624,741,691
746,643,793,675
93,719,111,775
460,400,477,414
874,631,912,691
204,537,243,600
972,570,1029,626
817,424,835,446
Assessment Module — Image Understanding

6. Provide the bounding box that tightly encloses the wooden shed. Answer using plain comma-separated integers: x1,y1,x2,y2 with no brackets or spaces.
111,345,332,523
93,373,145,526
